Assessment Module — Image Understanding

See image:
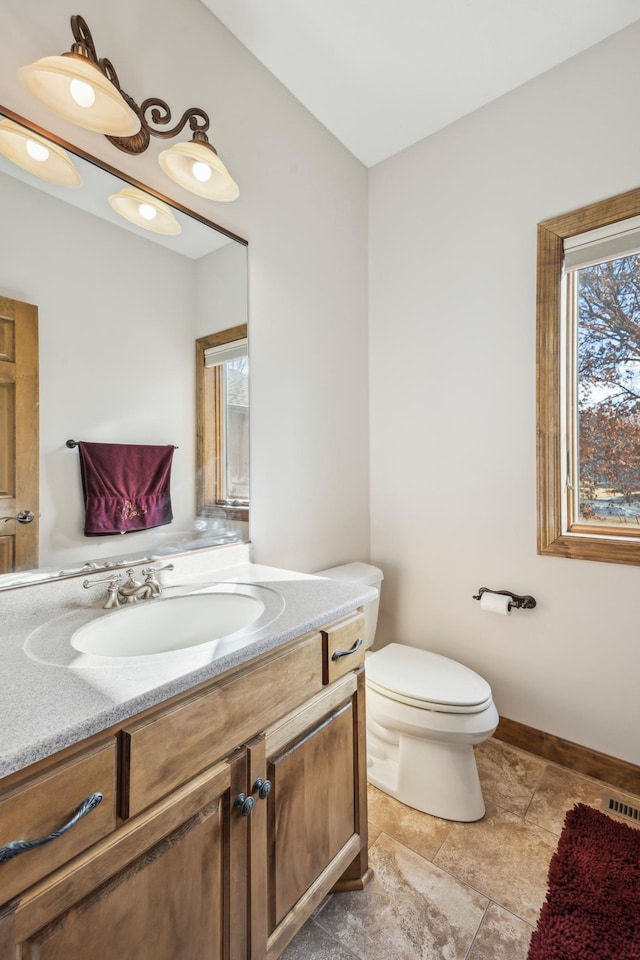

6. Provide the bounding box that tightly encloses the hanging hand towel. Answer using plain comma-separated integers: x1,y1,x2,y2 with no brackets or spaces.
77,442,175,536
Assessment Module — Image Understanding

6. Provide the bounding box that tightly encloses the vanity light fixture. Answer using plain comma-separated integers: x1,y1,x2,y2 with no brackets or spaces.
18,14,239,202
108,186,182,236
0,118,82,187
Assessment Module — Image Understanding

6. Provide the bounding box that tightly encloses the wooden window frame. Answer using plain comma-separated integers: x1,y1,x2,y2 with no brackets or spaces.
195,324,248,523
537,185,640,565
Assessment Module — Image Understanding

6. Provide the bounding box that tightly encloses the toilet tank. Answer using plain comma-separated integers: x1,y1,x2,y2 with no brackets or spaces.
314,562,383,650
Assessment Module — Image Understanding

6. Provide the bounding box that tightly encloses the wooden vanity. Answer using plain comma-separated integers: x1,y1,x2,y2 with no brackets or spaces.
0,611,369,959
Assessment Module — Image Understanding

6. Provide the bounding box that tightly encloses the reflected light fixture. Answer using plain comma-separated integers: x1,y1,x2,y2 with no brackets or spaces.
18,14,239,202
108,186,182,235
0,118,82,187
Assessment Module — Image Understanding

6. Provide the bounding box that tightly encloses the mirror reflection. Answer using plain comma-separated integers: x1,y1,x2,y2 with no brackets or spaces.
0,109,248,589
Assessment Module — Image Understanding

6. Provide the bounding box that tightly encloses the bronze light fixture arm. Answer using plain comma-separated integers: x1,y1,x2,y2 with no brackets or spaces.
68,14,127,96
107,100,213,156
65,15,213,157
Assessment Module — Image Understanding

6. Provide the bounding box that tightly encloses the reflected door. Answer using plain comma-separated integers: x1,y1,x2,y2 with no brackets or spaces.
0,296,38,572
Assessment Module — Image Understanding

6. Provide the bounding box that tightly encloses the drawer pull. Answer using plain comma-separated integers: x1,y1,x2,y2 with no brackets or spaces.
0,792,103,864
331,637,363,661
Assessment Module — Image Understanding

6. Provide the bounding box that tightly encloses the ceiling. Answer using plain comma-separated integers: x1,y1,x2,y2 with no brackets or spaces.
199,0,640,167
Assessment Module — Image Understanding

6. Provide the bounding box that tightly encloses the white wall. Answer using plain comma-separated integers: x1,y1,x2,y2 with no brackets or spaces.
0,0,370,573
369,22,640,765
0,171,198,567
195,241,247,338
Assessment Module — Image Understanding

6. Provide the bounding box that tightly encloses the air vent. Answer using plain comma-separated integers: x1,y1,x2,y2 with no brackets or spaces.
602,796,640,823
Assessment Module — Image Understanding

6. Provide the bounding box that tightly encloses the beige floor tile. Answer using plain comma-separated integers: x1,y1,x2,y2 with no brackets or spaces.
475,739,545,816
367,784,452,861
279,918,359,960
526,763,638,835
315,832,487,960
368,818,383,847
433,802,557,926
467,903,534,960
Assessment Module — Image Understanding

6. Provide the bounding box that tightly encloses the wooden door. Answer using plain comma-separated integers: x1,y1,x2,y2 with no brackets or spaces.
253,672,369,960
0,296,38,573
2,754,249,960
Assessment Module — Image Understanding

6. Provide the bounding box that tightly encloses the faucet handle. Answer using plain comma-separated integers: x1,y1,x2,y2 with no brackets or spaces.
83,573,123,609
142,563,175,578
141,563,174,597
82,573,123,589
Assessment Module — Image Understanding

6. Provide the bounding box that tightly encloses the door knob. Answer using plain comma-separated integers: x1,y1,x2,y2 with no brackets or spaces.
2,510,35,524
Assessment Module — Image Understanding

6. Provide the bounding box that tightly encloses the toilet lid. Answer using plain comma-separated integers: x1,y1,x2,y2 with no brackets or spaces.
365,643,492,713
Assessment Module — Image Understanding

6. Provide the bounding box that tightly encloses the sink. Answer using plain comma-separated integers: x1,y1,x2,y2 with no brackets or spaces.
71,591,266,658
24,581,286,668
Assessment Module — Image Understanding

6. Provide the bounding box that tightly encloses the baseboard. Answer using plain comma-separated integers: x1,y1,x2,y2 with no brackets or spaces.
494,716,640,796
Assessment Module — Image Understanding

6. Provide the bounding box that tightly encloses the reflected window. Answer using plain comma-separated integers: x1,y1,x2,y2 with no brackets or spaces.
196,325,249,522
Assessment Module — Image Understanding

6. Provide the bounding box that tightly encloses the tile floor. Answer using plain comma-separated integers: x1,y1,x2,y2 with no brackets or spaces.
280,737,640,960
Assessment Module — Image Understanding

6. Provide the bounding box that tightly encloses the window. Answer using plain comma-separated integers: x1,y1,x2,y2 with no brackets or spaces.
537,187,640,564
196,325,249,521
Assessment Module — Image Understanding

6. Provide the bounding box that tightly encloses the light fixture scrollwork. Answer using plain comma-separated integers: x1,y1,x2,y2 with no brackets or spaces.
18,14,239,202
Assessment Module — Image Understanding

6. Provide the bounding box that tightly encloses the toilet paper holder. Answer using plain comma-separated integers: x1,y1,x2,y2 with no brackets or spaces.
472,587,536,611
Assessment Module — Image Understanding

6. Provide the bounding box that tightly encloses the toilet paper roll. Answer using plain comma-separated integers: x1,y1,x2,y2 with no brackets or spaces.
480,591,511,616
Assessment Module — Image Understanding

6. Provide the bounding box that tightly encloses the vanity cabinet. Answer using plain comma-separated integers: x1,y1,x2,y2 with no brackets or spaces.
2,754,248,960
0,611,368,960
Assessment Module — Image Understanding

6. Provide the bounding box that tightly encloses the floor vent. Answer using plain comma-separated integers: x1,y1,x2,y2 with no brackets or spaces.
602,796,640,823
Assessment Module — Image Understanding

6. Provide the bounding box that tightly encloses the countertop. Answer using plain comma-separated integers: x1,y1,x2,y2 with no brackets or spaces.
0,561,376,780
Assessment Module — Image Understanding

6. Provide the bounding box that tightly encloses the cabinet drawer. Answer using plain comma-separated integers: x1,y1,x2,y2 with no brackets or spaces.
322,613,365,684
123,633,323,817
0,741,117,905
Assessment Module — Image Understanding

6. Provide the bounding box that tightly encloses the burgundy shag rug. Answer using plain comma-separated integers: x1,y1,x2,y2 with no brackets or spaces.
527,803,640,960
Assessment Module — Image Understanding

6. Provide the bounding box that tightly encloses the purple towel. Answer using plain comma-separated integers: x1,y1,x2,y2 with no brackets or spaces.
77,442,174,536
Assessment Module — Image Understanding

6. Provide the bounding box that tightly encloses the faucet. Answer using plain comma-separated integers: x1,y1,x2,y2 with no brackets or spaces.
83,563,174,608
117,570,153,604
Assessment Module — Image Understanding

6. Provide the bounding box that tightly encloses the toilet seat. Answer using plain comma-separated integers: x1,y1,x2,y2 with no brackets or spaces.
366,643,493,715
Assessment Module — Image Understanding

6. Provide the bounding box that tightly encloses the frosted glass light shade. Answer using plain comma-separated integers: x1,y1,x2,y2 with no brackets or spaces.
0,119,82,187
18,53,140,136
158,140,239,201
108,187,182,235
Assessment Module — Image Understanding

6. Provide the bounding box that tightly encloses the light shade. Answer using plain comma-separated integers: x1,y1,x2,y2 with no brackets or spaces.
158,138,239,201
18,53,140,136
108,186,182,235
0,118,81,187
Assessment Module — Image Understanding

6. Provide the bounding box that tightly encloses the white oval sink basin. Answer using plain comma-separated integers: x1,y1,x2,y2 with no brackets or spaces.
71,592,265,658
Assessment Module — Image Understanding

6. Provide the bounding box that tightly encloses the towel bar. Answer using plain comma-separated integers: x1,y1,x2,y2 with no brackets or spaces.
66,439,178,449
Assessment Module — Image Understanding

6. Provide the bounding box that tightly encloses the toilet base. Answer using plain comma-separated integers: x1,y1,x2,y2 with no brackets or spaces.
367,724,488,822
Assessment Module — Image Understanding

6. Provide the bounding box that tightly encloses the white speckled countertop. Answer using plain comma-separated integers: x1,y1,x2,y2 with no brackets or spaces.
0,552,376,780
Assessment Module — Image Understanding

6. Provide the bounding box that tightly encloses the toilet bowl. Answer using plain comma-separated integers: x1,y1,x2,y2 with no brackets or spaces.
315,562,498,822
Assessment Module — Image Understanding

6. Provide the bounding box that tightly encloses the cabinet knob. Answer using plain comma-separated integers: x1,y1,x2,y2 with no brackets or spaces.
252,778,272,800
234,793,254,817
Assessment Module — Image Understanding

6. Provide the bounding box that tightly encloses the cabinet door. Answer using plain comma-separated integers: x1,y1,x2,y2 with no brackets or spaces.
3,754,248,960
252,670,369,960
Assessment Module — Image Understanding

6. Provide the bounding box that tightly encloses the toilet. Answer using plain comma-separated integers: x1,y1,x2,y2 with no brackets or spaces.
315,562,498,822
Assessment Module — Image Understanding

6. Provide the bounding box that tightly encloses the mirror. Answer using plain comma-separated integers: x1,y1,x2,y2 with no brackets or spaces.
0,107,248,589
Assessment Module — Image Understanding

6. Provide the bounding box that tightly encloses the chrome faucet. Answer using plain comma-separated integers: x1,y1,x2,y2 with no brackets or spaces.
83,563,174,608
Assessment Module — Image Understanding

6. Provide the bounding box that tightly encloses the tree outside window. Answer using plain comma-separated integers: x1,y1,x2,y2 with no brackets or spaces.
537,187,640,565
